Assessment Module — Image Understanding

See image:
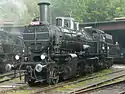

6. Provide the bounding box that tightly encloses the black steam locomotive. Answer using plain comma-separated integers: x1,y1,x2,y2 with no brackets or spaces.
13,1,117,86
0,27,24,73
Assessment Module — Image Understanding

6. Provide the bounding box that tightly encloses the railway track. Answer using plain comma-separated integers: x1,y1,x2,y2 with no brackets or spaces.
0,71,26,94
33,69,125,94
70,74,125,94
0,71,24,83
0,71,15,79
89,83,125,94
119,91,125,94
1,68,125,94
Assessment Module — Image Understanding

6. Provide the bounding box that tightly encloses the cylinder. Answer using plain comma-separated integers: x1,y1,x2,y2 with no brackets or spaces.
38,0,50,24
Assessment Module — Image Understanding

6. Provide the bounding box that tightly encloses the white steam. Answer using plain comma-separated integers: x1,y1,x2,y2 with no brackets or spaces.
0,0,28,24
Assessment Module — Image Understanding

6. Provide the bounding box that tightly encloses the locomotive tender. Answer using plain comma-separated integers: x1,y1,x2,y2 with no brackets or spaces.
0,27,24,73
14,0,116,85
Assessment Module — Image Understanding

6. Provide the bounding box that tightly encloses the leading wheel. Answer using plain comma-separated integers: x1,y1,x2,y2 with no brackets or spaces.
47,64,59,85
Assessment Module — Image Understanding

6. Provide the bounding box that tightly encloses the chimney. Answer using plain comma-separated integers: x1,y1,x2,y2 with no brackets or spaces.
38,0,50,24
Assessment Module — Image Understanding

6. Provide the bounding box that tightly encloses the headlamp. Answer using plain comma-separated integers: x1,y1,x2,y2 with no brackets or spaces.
102,46,105,50
107,46,109,50
5,64,14,72
35,64,46,72
40,54,45,60
15,55,20,60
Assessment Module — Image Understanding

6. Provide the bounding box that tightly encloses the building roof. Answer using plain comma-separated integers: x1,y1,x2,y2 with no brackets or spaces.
80,20,125,25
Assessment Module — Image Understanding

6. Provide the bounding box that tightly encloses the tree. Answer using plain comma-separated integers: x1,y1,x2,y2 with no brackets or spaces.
1,0,125,25
51,0,125,23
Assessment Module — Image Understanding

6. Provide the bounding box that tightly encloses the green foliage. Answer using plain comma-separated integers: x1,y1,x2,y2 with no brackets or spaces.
1,0,125,24
51,0,125,23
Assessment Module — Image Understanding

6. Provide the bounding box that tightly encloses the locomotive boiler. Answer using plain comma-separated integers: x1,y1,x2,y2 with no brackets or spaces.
13,0,115,86
0,28,24,73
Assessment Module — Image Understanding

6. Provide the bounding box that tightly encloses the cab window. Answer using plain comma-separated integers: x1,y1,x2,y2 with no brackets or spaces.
56,18,62,26
64,19,71,28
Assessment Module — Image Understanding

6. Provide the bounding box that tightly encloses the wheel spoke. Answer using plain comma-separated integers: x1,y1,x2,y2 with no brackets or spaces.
47,64,59,85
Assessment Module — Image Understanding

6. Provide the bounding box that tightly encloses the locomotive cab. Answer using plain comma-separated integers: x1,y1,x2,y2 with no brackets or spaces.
56,17,79,30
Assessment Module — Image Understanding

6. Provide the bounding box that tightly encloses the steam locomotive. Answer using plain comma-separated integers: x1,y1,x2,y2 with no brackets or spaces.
11,1,117,86
0,27,24,73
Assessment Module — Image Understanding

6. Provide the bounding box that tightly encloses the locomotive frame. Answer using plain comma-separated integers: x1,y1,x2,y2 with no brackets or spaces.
11,0,117,86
